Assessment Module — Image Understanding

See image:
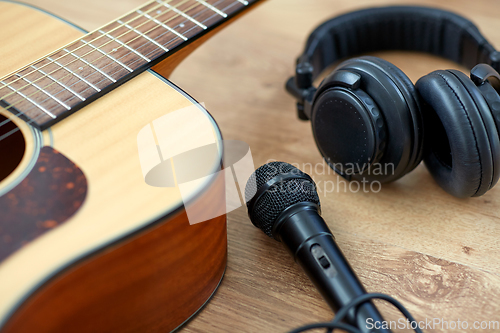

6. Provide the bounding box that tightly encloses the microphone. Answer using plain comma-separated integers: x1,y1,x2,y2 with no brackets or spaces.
245,162,391,333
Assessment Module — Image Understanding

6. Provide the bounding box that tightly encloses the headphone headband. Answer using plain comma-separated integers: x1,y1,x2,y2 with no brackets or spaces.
299,6,500,81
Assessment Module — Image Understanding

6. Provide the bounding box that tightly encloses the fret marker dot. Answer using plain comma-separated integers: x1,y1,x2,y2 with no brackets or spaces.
157,10,162,14
112,49,117,52
79,67,83,70
179,23,185,28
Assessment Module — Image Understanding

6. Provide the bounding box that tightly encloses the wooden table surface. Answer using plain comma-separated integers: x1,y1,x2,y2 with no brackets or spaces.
18,0,500,332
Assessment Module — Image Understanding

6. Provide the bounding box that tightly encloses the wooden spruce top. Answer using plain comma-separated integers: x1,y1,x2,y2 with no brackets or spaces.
0,0,257,131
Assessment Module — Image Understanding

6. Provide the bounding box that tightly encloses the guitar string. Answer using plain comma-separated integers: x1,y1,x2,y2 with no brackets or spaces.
0,0,198,96
0,0,192,136
0,0,183,101
1,0,223,125
0,0,243,115
0,0,237,136
0,0,235,141
0,0,222,126
0,1,203,141
0,0,205,131
1,0,243,104
0,1,206,132
0,0,205,140
0,0,216,131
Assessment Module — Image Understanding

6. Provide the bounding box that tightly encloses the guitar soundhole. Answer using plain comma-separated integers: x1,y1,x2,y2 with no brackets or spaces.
0,114,26,182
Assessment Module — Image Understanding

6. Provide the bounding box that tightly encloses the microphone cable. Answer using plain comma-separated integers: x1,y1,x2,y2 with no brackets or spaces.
288,293,423,333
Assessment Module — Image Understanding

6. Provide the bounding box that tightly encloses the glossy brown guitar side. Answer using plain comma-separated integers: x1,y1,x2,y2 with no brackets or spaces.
0,1,259,332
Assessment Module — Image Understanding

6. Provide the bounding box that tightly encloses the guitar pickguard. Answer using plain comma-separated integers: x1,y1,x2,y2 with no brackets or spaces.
0,147,87,263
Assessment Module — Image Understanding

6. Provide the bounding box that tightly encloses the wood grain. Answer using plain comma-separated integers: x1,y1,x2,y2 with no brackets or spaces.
12,0,500,332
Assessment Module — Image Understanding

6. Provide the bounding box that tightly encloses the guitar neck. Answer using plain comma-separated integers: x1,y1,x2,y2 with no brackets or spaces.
0,0,257,130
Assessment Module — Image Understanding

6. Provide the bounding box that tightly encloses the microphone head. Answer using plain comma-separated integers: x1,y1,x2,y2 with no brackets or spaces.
245,161,320,238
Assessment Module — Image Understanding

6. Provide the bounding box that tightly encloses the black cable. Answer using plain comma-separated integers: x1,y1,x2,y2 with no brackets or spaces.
289,293,423,333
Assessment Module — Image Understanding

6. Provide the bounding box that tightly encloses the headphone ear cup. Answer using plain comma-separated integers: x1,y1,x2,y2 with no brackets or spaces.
314,56,422,183
416,70,500,197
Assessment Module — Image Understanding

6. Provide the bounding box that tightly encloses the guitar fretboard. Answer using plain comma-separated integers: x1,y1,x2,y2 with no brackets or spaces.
0,0,255,130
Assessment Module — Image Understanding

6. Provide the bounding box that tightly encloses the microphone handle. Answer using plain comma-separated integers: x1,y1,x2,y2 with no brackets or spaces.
276,204,391,333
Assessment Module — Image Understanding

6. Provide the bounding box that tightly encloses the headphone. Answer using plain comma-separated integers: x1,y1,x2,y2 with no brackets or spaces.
286,6,500,198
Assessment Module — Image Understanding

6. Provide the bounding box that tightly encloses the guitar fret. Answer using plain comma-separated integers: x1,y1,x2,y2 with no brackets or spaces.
80,39,133,72
47,56,101,92
98,30,152,62
63,48,117,83
157,0,207,30
217,0,251,18
137,9,188,41
117,20,169,52
15,74,71,111
196,0,228,18
31,65,86,101
0,80,28,121
3,83,56,119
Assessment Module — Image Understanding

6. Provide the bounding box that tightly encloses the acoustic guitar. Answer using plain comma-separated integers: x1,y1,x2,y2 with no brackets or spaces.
0,0,259,332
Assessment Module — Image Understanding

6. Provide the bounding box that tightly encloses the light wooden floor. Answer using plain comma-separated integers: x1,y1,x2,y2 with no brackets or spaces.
19,0,500,332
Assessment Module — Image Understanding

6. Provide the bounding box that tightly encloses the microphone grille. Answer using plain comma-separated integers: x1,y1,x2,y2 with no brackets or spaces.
246,161,297,193
245,162,320,238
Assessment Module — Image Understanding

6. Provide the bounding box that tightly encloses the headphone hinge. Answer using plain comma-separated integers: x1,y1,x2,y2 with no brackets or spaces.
295,62,314,120
286,61,316,120
295,62,314,89
294,88,315,120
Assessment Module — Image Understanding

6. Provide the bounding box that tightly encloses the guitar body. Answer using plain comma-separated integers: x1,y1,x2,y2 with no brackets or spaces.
0,1,229,332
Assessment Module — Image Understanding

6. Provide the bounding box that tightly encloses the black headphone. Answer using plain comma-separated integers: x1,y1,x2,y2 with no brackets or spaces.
286,6,500,198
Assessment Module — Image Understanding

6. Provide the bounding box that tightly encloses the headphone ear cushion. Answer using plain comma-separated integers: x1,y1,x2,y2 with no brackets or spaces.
416,70,496,197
